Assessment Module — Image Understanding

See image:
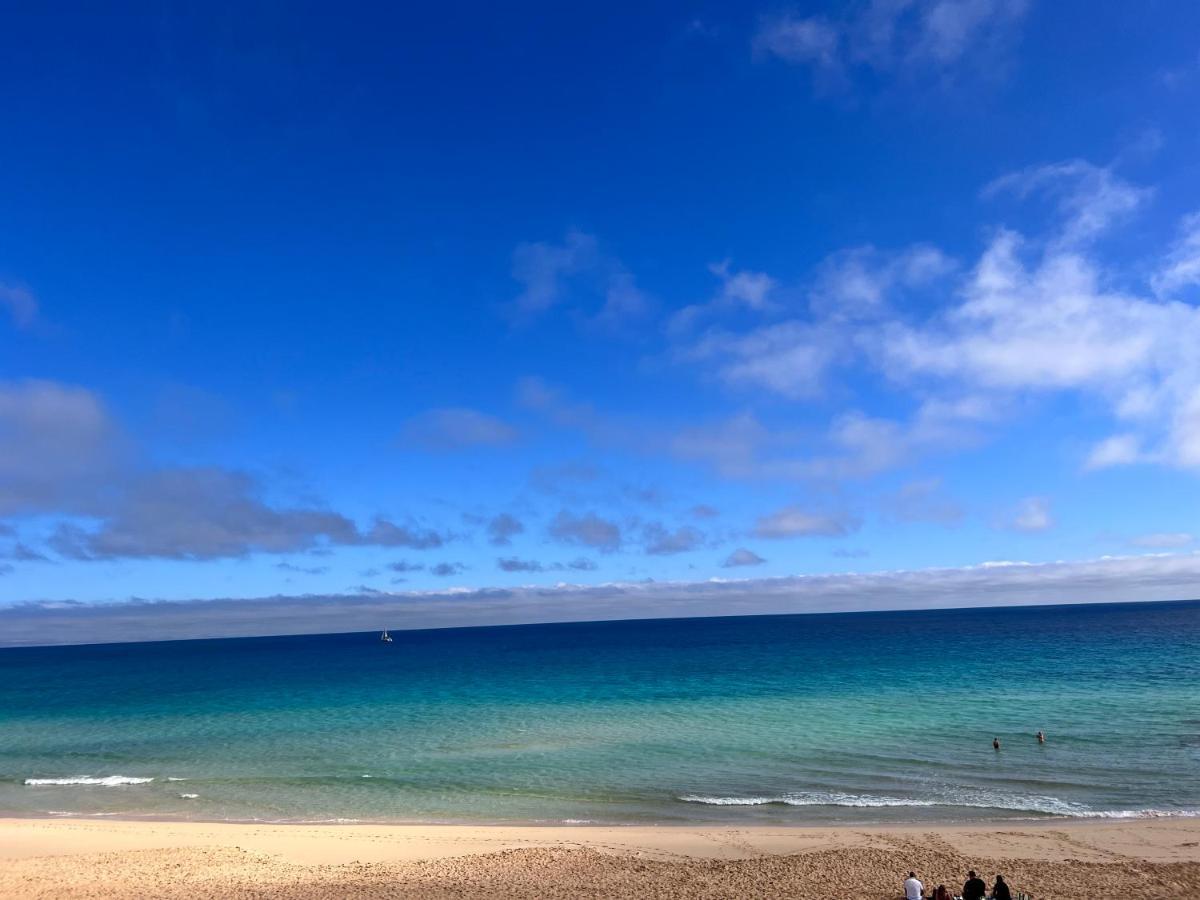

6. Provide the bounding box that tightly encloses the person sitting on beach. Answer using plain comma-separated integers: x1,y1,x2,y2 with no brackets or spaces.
991,874,1013,900
962,869,986,900
932,884,953,900
903,871,924,900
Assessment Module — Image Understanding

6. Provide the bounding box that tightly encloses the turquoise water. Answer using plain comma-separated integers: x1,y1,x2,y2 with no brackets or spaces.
1,601,1198,824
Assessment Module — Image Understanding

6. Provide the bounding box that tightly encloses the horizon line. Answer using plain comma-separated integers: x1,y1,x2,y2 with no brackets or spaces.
4,595,1198,652
4,550,1200,648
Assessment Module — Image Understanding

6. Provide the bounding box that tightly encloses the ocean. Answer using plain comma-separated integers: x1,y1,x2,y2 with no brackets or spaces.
1,600,1198,825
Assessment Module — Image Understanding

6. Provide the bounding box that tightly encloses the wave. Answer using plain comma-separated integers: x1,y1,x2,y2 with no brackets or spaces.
678,791,1200,819
680,792,936,809
24,776,154,787
179,793,199,799
1074,808,1200,819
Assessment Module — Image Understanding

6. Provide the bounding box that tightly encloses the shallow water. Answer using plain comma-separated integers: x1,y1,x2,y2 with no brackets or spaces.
1,601,1198,824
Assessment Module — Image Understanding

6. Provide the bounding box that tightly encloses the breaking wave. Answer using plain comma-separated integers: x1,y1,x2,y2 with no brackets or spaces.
24,776,154,787
677,791,1200,819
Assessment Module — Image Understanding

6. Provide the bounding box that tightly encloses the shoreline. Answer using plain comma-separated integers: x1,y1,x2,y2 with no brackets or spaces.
5,809,1200,828
4,816,1199,899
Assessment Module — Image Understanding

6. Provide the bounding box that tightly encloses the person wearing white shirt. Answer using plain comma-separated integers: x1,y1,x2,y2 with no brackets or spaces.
903,871,924,900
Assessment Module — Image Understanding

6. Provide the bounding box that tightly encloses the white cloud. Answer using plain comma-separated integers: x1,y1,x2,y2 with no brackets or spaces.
48,468,448,561
642,523,705,555
983,159,1151,248
753,15,841,70
595,270,650,327
686,321,840,399
810,244,954,320
401,408,518,450
538,169,1200,482
1130,532,1193,549
0,379,123,516
487,513,524,546
678,244,954,400
668,260,778,334
879,221,1200,468
0,379,452,560
0,283,38,329
496,557,545,572
656,165,1189,477
516,376,628,447
548,510,622,552
913,0,1028,64
753,0,1029,80
881,477,964,524
1008,496,1053,533
669,412,776,477
754,505,860,538
710,260,778,310
360,519,446,550
1152,211,1200,297
511,229,597,314
1085,433,1143,470
510,230,648,326
879,231,1161,390
722,547,766,567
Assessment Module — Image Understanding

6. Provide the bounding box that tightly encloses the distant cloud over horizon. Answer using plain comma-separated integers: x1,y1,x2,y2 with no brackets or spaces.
5,552,1199,648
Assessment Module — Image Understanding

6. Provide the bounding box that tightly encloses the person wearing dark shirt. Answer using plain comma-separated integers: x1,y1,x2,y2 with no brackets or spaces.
992,873,1013,900
962,870,986,900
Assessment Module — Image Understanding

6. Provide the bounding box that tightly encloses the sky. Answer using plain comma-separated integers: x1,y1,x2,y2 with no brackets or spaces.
3,1,1200,642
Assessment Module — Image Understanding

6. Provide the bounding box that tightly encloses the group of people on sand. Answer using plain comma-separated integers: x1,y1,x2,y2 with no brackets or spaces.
904,869,1016,900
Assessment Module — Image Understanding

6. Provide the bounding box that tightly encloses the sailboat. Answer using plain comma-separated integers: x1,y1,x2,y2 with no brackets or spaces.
379,630,393,642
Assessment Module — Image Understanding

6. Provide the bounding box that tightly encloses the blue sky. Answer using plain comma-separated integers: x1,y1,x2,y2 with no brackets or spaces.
2,1,1200,633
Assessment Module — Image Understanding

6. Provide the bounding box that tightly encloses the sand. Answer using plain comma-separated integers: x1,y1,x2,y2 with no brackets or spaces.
2,817,1199,899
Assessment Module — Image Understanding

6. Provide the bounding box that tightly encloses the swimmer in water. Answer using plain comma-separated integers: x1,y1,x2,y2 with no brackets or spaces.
993,737,1001,750
1037,731,1045,744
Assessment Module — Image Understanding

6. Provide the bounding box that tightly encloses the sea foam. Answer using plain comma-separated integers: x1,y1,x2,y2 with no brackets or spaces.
678,791,1200,819
680,792,936,809
24,776,154,787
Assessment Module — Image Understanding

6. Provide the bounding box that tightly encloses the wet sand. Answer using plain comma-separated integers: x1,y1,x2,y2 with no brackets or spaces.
2,817,1199,899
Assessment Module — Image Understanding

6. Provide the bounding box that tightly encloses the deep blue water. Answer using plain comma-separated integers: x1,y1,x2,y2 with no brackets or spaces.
1,601,1198,824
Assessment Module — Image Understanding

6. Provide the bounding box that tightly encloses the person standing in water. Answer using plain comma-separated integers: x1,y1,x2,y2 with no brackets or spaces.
1037,730,1045,743
993,737,1001,750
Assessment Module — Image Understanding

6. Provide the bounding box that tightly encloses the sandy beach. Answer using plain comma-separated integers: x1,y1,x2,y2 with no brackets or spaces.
2,817,1199,899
